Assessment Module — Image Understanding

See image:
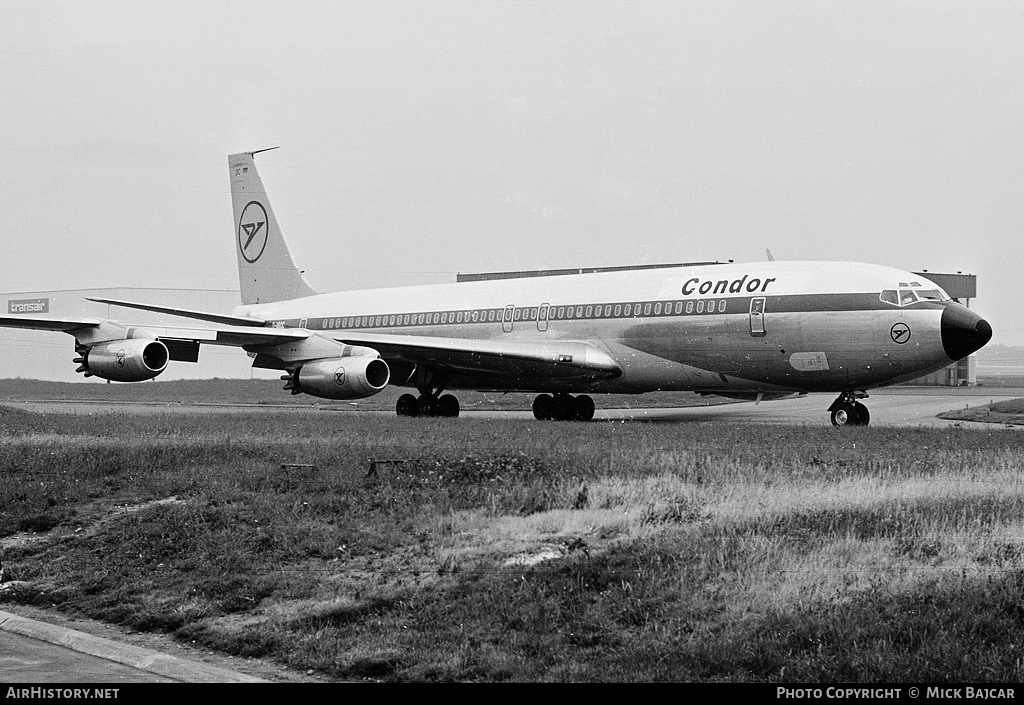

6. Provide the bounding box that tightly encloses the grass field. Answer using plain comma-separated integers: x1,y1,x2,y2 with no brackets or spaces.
3,399,1024,682
939,398,1024,427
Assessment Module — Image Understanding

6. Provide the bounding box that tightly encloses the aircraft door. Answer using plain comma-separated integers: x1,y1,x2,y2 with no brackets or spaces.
503,305,514,333
749,297,766,337
538,304,549,332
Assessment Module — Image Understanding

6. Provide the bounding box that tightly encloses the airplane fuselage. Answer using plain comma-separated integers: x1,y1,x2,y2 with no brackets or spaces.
235,259,977,397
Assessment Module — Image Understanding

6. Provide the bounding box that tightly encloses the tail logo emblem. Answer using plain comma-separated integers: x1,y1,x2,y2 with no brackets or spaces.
238,201,270,263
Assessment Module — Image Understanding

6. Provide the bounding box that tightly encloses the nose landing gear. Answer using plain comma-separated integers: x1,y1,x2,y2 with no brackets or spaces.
828,392,870,426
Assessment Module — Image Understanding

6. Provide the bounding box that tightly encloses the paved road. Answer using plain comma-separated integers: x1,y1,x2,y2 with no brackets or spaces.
601,389,1022,427
7,387,1023,428
0,628,177,683
466,388,1024,428
0,610,265,683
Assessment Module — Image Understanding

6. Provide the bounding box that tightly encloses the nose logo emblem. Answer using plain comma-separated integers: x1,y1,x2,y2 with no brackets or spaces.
890,323,911,344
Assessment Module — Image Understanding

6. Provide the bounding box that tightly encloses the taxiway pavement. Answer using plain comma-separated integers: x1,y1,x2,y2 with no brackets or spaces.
470,388,1024,428
6,387,1023,428
0,610,265,683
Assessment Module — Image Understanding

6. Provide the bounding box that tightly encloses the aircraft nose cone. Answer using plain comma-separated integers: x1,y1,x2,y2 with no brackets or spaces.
941,303,992,361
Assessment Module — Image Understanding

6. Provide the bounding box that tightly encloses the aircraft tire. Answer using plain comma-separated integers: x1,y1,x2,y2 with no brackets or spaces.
532,394,554,421
854,402,870,426
417,394,437,418
574,394,596,422
396,394,419,417
830,402,859,427
552,394,574,421
438,394,460,418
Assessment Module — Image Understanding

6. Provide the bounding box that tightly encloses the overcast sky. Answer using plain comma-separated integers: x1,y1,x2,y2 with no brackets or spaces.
2,1,1022,348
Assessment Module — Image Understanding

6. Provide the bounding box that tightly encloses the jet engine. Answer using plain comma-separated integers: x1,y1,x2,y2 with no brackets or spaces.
283,355,391,400
74,339,170,382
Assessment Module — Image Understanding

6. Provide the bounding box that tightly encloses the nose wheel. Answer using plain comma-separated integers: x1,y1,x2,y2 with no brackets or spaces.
829,393,870,426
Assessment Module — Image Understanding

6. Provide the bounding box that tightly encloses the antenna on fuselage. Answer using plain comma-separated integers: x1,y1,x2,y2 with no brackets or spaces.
766,248,776,262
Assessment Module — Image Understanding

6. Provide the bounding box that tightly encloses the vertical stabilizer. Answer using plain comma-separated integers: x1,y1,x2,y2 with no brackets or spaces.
229,150,318,304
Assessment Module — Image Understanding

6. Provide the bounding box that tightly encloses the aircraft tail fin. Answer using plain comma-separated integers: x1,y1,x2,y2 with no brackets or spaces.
229,149,318,305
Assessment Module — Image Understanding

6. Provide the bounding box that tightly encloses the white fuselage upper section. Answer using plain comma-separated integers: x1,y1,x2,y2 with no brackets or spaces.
235,261,910,323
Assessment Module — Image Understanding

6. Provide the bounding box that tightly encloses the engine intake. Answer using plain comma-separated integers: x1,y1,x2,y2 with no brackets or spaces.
75,339,169,382
284,355,390,400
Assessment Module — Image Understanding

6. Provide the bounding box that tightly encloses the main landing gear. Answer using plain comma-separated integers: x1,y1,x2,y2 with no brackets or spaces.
828,391,870,427
396,392,460,418
394,390,596,421
532,393,595,422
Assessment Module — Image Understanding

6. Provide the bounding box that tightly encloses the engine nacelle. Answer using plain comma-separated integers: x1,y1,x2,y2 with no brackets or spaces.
286,355,390,400
75,339,169,382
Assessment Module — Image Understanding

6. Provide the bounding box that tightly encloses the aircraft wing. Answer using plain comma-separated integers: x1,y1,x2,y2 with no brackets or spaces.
71,297,620,382
0,312,618,382
149,325,308,347
0,315,103,333
85,297,265,328
0,315,306,347
320,331,622,382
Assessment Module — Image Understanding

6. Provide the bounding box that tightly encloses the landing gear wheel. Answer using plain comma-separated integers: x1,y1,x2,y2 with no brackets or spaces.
438,394,460,418
396,394,419,417
552,394,574,421
417,394,436,418
574,394,596,422
830,402,859,427
853,402,870,426
533,394,554,421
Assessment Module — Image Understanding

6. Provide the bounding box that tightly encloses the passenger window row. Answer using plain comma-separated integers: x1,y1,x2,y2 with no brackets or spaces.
314,298,730,330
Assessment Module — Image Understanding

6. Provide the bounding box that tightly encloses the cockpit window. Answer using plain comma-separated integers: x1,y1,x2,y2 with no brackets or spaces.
880,286,950,307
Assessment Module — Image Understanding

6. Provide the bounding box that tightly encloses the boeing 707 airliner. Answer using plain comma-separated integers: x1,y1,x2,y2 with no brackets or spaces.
0,150,992,425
